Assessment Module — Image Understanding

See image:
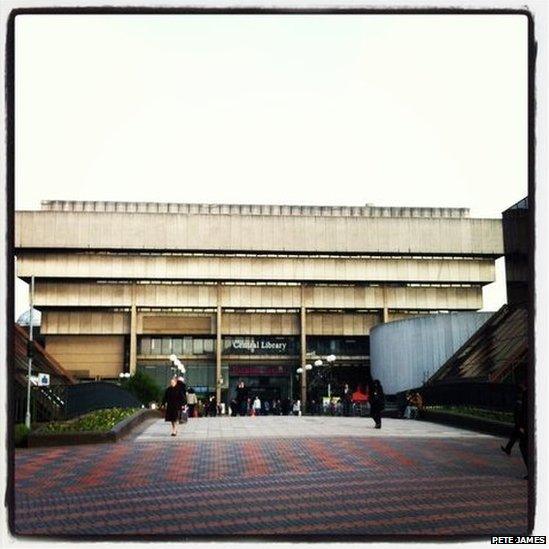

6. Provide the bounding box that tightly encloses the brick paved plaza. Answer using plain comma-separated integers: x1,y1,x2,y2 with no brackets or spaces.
14,417,528,538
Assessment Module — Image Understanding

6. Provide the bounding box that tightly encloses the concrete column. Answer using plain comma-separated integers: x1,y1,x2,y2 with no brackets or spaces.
300,285,307,410
382,286,389,323
216,283,222,403
129,302,137,375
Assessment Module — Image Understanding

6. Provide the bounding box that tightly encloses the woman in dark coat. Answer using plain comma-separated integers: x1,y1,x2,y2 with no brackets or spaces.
162,378,181,436
370,379,385,429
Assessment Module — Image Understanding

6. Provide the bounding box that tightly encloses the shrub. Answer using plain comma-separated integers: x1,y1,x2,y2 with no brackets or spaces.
122,370,162,405
40,408,139,433
14,423,30,447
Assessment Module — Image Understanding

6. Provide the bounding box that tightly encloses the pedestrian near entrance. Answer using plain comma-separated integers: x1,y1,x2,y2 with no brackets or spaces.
253,396,261,416
236,380,248,416
208,395,218,417
229,399,238,417
370,380,385,429
162,378,181,436
186,387,197,418
342,383,353,417
293,399,301,416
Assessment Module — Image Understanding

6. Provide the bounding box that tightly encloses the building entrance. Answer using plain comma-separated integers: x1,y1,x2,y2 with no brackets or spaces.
228,364,292,404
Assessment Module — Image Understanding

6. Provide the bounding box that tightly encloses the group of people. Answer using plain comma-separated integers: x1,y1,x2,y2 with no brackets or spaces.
399,391,424,419
162,377,387,431
228,395,302,417
229,382,302,417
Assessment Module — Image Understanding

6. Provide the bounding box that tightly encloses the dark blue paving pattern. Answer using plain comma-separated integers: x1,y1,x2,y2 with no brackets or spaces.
14,436,528,537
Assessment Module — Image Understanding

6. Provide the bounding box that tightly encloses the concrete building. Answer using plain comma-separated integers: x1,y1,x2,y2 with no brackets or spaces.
15,200,503,405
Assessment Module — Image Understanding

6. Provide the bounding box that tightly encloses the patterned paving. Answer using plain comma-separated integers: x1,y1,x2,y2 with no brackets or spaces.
14,419,528,538
136,415,495,441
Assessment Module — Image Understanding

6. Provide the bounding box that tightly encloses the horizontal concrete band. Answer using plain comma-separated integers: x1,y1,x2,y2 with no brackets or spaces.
16,253,496,284
33,281,483,310
41,310,390,336
15,211,503,256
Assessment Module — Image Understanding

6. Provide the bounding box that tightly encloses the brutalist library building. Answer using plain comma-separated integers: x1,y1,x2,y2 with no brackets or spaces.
15,200,503,405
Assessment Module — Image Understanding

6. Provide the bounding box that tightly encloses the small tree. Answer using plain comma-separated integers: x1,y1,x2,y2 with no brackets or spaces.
122,370,162,405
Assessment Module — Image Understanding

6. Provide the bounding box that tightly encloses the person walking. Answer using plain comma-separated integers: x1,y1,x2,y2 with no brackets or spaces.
342,383,353,417
236,380,248,416
229,398,238,417
209,395,218,417
370,379,385,429
253,396,262,416
162,378,181,436
176,376,187,424
502,381,528,479
501,382,526,456
186,387,197,418
293,399,301,416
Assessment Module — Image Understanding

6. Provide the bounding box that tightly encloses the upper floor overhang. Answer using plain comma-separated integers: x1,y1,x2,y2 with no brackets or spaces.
15,210,504,257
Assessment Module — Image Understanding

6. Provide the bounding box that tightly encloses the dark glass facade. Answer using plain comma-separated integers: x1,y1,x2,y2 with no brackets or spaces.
138,335,369,358
307,336,369,356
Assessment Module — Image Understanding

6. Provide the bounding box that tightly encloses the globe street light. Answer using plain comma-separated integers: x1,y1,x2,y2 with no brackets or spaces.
310,354,337,399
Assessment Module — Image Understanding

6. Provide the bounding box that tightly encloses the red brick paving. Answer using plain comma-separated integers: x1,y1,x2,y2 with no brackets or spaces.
13,435,528,538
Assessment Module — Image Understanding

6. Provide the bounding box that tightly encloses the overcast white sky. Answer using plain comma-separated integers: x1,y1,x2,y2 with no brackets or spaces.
14,14,529,316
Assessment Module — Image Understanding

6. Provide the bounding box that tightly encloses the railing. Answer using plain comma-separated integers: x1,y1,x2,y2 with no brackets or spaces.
14,385,68,424
13,381,142,425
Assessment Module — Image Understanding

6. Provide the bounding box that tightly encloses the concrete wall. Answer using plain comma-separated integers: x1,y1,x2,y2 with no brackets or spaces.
369,312,494,394
32,281,483,310
45,335,124,379
15,211,503,256
17,253,496,284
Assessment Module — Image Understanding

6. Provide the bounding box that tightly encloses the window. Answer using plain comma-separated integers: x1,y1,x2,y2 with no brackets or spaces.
161,337,172,355
139,337,151,355
193,338,204,355
150,338,162,354
172,338,183,355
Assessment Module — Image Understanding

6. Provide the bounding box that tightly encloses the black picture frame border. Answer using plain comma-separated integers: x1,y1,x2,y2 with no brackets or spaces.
5,5,537,542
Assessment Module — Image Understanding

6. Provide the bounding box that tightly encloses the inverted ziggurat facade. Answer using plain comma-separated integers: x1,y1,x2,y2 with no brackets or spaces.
15,200,503,404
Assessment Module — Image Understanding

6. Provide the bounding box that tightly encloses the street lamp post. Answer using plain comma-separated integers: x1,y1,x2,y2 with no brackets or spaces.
25,276,35,430
169,354,186,380
309,353,336,403
296,364,313,413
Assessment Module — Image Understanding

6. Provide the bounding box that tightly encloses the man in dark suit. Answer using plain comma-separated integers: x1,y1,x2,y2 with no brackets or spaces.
236,380,248,416
342,383,353,417
501,382,526,456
